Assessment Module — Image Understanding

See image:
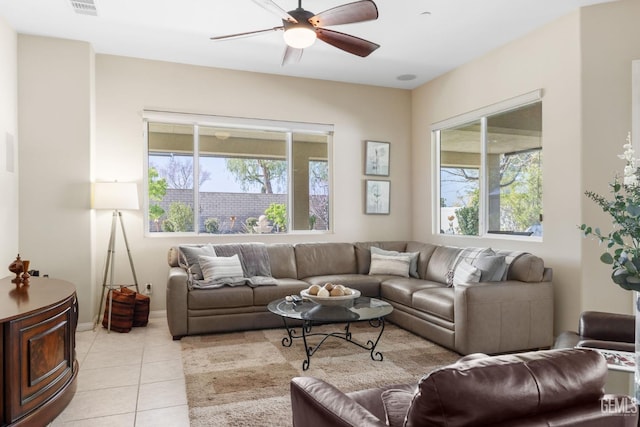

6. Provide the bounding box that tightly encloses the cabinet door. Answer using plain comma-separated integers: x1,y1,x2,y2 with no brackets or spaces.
5,296,76,423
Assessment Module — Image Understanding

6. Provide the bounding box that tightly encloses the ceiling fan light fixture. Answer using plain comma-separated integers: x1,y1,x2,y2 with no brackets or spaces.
283,27,316,49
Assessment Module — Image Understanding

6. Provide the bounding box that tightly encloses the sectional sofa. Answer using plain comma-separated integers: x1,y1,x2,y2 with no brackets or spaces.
166,241,553,355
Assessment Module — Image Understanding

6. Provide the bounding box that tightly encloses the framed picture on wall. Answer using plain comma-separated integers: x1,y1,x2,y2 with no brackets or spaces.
365,179,390,215
364,140,390,176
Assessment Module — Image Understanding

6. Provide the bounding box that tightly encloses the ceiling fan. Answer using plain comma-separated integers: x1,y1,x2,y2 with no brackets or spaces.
210,0,380,65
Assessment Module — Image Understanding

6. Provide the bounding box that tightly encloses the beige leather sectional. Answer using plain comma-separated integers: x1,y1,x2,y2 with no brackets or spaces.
166,241,553,355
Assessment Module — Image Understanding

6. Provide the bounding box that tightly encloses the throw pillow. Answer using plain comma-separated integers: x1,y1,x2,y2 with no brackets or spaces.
454,247,495,267
474,255,507,282
380,389,414,427
452,260,481,286
199,254,245,282
369,253,412,277
178,244,215,280
371,246,420,278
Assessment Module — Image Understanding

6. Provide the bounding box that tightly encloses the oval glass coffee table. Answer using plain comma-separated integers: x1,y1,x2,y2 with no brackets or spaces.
267,296,393,370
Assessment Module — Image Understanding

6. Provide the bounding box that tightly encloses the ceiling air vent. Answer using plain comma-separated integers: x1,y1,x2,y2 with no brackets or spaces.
69,0,97,16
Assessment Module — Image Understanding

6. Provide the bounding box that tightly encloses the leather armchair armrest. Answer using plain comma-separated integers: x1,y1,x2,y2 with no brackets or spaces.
577,339,635,352
454,280,554,354
579,311,634,343
290,377,388,427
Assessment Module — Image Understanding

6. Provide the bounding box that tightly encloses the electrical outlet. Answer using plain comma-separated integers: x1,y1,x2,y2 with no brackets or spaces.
145,283,152,295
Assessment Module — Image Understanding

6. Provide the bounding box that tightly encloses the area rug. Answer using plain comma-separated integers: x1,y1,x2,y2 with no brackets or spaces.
181,323,460,427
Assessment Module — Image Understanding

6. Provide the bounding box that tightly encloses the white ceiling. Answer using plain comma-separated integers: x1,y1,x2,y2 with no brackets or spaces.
0,0,615,89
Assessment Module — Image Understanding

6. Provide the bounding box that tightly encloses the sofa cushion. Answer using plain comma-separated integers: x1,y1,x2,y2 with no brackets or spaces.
405,242,438,279
424,246,462,284
295,243,357,279
354,241,409,274
380,278,443,306
188,286,254,309
369,252,412,277
404,348,606,427
253,279,311,306
178,244,215,280
411,287,454,322
266,243,298,279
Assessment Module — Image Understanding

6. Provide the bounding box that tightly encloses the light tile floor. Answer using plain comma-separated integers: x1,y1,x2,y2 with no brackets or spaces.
51,316,190,427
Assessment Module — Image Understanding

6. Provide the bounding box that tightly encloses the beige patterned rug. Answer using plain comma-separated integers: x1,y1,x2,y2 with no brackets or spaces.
181,322,460,427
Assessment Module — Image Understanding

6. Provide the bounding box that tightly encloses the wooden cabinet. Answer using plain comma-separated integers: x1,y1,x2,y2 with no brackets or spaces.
1,277,78,426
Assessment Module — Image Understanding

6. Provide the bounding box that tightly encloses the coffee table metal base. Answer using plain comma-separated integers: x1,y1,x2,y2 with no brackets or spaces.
279,316,386,370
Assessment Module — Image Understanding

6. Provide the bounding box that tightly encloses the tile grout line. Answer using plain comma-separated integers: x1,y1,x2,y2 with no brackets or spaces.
132,326,149,426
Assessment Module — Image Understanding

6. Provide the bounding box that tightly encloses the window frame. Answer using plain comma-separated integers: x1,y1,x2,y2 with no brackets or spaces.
142,110,334,237
432,89,543,241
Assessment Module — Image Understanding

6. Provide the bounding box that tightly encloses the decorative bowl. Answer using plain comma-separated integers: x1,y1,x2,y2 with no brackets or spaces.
300,288,361,306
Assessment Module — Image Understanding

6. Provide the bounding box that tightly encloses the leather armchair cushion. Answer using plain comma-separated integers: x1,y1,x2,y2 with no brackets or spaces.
380,389,413,427
404,348,606,427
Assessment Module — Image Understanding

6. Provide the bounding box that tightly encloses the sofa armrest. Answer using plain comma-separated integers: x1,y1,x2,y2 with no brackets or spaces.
166,266,189,339
290,377,388,427
454,280,553,354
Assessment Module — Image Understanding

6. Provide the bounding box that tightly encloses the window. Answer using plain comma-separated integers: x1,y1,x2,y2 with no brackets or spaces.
144,112,332,235
435,91,543,238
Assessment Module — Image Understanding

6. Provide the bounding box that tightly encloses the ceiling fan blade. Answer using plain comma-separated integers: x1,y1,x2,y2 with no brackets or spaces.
309,0,378,27
210,27,283,41
282,46,303,66
316,28,380,57
251,0,297,23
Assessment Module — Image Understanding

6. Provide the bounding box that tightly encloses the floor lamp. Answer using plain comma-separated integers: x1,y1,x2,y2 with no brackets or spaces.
93,181,140,332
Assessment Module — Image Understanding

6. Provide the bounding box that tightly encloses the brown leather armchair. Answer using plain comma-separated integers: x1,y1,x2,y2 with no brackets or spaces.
290,348,638,427
553,310,634,352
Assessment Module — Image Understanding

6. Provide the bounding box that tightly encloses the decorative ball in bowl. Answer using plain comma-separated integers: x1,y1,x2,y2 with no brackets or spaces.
300,283,361,306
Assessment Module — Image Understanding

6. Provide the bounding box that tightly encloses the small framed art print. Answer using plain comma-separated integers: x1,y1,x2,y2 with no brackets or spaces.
365,179,390,215
364,140,390,176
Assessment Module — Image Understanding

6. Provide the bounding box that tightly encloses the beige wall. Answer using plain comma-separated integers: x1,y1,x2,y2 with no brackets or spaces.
412,0,640,334
12,0,639,329
0,17,18,265
580,0,640,314
18,35,95,322
92,56,412,317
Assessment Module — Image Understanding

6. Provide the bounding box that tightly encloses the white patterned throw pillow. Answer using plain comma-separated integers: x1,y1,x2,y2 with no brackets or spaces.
371,246,420,278
452,261,481,286
199,254,245,282
369,253,412,277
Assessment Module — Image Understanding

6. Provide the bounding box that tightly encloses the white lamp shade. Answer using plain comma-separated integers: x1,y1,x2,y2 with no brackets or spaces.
93,182,139,210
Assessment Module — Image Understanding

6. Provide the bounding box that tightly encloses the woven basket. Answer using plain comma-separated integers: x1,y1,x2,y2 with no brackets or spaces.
102,288,135,332
120,287,150,327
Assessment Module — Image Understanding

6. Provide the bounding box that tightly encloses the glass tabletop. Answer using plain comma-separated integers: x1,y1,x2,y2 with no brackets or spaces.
268,296,393,322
